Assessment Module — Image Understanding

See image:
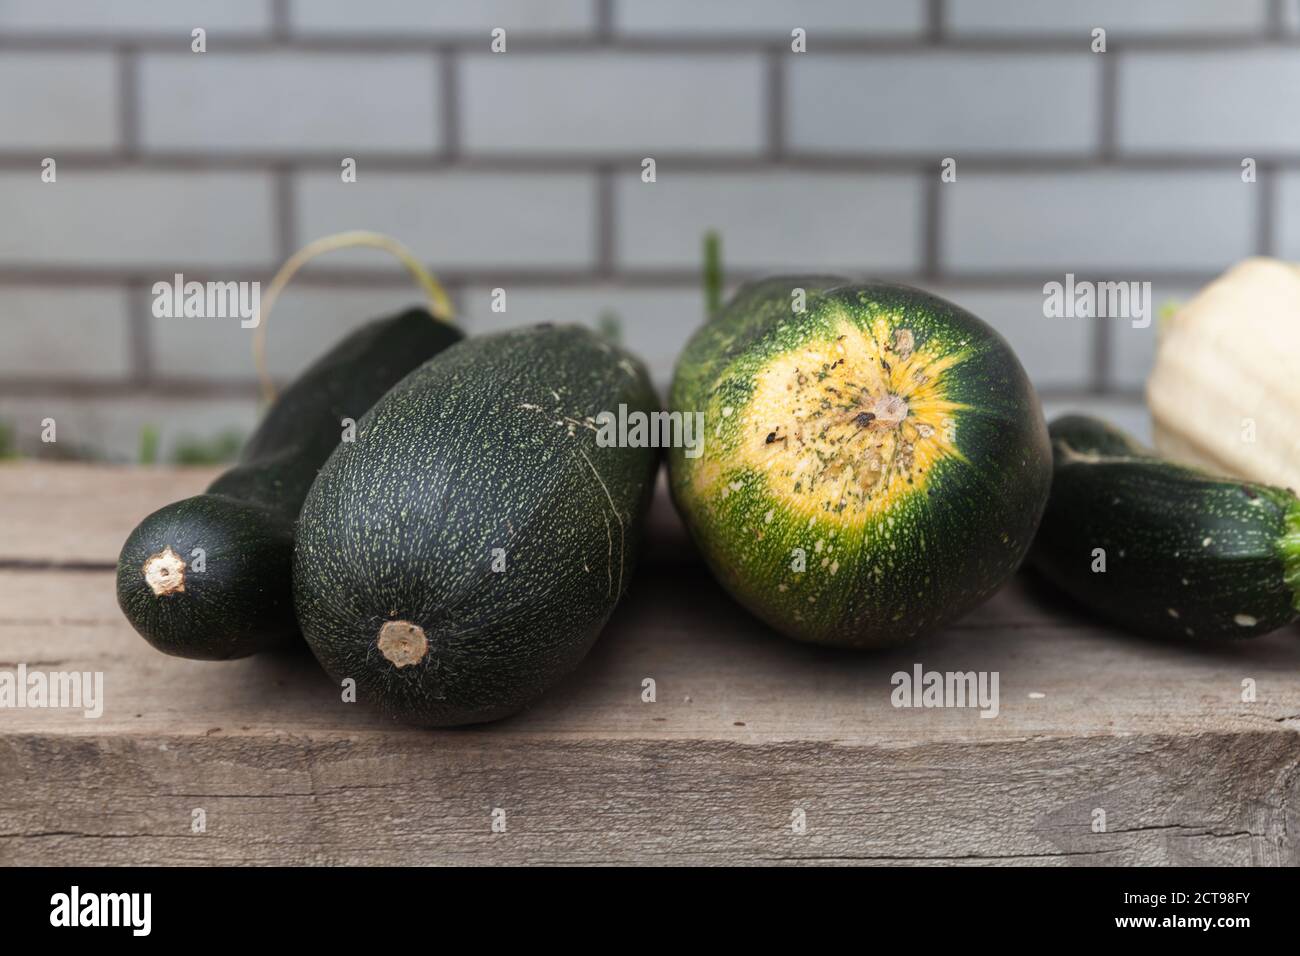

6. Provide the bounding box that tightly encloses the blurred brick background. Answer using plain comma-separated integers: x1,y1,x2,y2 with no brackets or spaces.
2,0,1298,460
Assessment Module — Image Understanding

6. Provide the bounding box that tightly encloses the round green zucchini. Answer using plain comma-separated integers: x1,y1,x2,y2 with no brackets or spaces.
116,310,462,660
668,278,1052,648
1030,414,1300,640
292,324,660,727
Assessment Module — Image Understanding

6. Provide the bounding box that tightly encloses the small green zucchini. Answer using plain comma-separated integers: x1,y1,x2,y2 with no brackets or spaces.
116,310,461,659
1030,415,1300,640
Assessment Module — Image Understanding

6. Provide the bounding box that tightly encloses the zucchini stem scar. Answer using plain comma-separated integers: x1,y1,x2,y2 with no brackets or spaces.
143,546,187,596
377,620,430,668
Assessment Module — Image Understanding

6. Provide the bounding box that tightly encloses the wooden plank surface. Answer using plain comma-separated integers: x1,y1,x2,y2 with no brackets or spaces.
0,462,219,567
1,464,1298,865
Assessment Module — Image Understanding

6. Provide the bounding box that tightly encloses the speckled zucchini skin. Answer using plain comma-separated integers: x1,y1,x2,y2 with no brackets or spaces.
1031,415,1300,640
668,278,1052,648
116,309,462,660
293,324,660,727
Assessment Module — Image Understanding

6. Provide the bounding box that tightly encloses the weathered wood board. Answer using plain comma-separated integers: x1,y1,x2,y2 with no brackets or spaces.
1,464,1297,865
0,462,220,568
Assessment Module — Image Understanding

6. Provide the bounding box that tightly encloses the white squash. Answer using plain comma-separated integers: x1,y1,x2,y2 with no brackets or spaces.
1147,257,1300,491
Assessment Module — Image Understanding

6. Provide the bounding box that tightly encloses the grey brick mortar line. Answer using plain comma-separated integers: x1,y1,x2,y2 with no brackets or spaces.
596,165,616,278
1268,0,1287,35
1091,312,1111,394
596,0,613,41
441,47,460,160
928,0,945,43
1258,162,1278,255
765,47,784,160
922,175,941,280
0,35,1292,53
271,164,296,262
126,278,154,385
1099,46,1118,159
271,0,291,42
2,154,1291,172
117,44,139,158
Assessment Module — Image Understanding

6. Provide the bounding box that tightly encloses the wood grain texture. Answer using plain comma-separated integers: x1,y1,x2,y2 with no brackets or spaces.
1,464,1298,865
0,462,217,566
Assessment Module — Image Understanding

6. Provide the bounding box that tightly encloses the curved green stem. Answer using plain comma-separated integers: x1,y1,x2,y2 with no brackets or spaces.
703,231,723,320
252,231,455,403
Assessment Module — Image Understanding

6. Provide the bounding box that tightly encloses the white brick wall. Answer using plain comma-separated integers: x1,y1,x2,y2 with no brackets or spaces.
0,171,277,269
617,172,923,271
0,54,119,151
0,286,132,378
946,0,1271,36
1,2,1295,460
941,171,1256,272
614,1,926,37
0,0,272,36
1119,51,1300,154
461,53,766,155
293,172,595,270
139,53,443,155
788,54,1099,155
289,0,596,37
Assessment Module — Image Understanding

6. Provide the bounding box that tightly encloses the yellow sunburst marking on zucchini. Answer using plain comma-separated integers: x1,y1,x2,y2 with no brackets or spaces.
714,315,970,524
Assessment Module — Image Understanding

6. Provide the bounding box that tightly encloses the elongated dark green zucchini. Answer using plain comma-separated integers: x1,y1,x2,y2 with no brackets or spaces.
116,309,461,660
1030,414,1300,640
293,324,660,727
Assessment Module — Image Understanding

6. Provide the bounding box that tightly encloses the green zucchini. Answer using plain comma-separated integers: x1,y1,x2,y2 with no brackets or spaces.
668,278,1052,647
1030,414,1300,640
116,309,462,660
293,324,659,727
